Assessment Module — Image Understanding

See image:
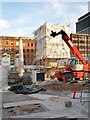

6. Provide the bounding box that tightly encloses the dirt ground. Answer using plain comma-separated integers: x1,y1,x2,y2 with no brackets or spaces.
35,80,83,92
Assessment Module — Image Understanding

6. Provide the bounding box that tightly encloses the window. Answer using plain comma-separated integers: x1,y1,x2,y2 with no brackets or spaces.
27,49,29,52
24,60,26,65
80,40,84,44
23,55,25,58
11,42,14,46
31,49,33,52
23,43,25,46
16,42,19,46
23,49,25,52
31,43,33,46
0,48,3,52
31,55,34,58
28,43,29,46
11,48,14,53
5,48,8,52
6,41,8,45
16,48,19,53
27,55,30,58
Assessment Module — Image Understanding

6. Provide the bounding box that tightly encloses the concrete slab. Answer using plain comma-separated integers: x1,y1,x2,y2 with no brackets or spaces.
28,93,60,100
3,100,42,108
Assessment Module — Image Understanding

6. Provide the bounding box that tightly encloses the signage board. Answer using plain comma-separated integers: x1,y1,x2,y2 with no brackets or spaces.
2,53,10,65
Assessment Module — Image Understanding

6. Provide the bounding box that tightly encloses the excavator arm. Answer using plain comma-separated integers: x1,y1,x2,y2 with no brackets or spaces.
50,30,87,65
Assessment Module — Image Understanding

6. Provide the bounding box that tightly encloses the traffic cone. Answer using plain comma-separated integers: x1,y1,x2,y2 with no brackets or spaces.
73,85,77,99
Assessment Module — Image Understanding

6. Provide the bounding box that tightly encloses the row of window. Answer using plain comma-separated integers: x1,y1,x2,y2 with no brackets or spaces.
73,40,90,44
23,49,36,53
23,42,34,47
0,48,35,53
23,55,34,58
0,41,19,46
0,41,35,47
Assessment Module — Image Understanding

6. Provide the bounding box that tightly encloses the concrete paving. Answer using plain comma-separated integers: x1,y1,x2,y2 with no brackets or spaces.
28,93,60,101
3,92,88,119
1,87,89,119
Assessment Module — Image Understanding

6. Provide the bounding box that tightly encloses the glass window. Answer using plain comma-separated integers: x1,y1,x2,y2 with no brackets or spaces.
0,48,3,52
27,55,29,58
31,49,33,52
31,43,33,46
11,42,14,46
6,41,8,45
16,41,19,46
23,43,25,46
16,48,19,53
23,49,25,52
28,43,29,46
11,48,14,52
27,49,29,52
23,55,25,58
5,48,8,52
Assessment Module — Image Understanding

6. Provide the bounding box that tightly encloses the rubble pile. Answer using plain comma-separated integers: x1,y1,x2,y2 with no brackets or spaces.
8,85,46,95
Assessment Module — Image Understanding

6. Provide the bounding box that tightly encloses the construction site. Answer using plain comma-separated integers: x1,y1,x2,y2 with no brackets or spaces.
0,21,90,120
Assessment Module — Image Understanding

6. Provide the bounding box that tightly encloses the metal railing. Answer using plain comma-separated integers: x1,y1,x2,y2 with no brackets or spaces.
80,80,90,103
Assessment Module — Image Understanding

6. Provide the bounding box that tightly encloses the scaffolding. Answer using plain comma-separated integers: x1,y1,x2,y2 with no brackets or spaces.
34,22,70,68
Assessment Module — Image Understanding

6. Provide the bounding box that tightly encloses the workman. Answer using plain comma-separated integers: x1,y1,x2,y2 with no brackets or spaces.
52,67,63,81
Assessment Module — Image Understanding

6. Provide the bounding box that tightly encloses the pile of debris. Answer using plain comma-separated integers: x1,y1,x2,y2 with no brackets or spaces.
8,84,46,95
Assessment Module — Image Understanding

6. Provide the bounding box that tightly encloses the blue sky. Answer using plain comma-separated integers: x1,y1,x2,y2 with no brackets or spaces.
0,0,89,37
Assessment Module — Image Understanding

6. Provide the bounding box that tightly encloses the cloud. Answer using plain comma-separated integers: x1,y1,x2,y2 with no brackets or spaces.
0,26,36,37
1,0,90,2
0,19,10,29
0,1,88,37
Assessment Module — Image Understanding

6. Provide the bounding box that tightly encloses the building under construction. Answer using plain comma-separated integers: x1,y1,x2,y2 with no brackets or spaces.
34,22,70,68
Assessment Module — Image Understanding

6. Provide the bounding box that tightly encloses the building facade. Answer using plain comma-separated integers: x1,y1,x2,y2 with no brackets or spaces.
76,12,90,34
34,22,70,67
0,36,36,65
70,33,90,57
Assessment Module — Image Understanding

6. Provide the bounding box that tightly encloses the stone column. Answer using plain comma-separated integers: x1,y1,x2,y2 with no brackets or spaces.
18,37,24,77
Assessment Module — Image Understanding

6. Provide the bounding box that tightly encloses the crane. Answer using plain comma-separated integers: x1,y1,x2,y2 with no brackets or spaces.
50,30,90,82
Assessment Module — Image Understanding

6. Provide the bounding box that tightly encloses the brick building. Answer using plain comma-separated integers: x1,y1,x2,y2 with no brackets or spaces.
70,33,90,57
0,36,36,65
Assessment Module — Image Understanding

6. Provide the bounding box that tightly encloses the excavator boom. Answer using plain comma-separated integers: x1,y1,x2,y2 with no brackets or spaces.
50,30,88,65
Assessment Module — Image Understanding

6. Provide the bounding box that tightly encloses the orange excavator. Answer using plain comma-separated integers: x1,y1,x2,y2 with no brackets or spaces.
50,30,90,82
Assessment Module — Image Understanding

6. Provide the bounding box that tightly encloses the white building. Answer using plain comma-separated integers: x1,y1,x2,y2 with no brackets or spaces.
34,22,70,66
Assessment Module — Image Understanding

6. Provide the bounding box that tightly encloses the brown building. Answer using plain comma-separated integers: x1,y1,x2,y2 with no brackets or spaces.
70,33,90,57
0,36,36,65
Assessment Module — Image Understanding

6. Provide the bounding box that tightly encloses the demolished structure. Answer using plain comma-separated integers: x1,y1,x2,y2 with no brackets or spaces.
34,22,70,67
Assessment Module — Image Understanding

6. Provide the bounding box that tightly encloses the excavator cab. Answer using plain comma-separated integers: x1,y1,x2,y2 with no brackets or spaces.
67,58,83,71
